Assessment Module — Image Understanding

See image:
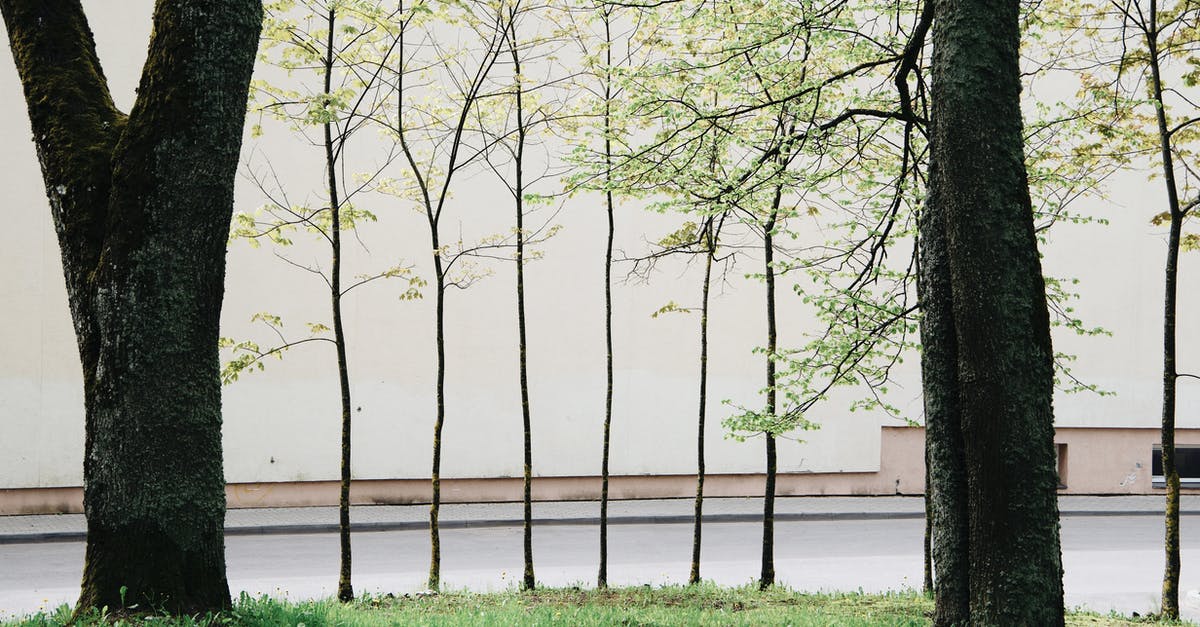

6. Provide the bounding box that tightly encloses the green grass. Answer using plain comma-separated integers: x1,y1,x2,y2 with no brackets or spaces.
4,585,1192,626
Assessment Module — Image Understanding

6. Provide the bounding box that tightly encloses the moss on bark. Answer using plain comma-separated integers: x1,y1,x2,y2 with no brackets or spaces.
2,0,261,615
922,0,1065,622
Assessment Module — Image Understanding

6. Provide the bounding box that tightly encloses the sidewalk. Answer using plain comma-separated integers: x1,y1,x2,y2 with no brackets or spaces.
2,495,1196,545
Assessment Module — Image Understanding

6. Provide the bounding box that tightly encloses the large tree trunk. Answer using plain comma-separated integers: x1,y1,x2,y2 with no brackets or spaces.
924,0,1065,622
1,0,261,614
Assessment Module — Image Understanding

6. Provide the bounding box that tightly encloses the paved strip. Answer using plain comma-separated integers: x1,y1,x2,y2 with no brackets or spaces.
2,505,1196,545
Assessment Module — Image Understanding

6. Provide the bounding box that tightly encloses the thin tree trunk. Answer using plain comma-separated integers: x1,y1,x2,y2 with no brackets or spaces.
393,3,445,593
1143,1,1184,615
1161,215,1181,619
391,2,499,592
507,18,535,592
690,225,715,585
322,7,354,604
428,270,445,591
598,6,615,590
760,203,779,591
929,0,1065,621
1,0,261,614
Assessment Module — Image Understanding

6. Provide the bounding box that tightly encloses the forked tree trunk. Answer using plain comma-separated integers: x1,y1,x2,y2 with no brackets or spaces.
924,0,1065,622
0,0,260,614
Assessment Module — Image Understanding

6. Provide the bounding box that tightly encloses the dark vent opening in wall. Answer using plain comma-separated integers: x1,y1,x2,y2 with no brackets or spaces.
1151,445,1200,488
1056,443,1068,490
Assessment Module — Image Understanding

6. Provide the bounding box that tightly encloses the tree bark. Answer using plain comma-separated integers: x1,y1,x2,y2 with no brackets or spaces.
925,0,1066,622
1,0,261,614
918,164,970,625
922,453,933,597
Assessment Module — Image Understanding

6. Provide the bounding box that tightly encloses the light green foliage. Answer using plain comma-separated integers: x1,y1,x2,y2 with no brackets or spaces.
222,0,423,384
650,300,693,318
590,0,925,439
1038,0,1199,237
1023,0,1200,394
564,0,1116,445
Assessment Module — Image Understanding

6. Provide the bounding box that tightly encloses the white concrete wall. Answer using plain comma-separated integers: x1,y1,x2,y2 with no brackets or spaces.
0,2,1194,490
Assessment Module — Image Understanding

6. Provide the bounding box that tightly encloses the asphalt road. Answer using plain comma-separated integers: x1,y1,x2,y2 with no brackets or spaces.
2,515,1198,620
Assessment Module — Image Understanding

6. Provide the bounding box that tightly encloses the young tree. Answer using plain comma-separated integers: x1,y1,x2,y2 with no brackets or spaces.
382,0,520,590
0,0,261,614
556,0,645,587
597,5,617,589
602,0,932,589
507,9,538,592
1070,1,1200,615
477,0,571,590
224,0,417,603
921,0,1065,622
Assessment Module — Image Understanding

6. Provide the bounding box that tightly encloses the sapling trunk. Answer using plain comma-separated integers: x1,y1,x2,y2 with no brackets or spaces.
507,17,536,592
319,7,356,604
690,227,715,585
1142,3,1185,615
598,6,615,590
760,201,779,591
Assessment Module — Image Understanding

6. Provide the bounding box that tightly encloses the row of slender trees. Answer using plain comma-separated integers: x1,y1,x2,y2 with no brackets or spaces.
1,0,1195,623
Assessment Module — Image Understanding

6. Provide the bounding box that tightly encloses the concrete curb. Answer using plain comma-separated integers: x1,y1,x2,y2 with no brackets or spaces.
1,508,1196,546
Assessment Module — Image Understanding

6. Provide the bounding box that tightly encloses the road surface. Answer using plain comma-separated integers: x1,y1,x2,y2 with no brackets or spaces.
2,514,1197,619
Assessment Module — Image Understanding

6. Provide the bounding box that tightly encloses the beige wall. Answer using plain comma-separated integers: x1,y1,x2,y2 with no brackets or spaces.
1,4,1198,498
7,426,1197,514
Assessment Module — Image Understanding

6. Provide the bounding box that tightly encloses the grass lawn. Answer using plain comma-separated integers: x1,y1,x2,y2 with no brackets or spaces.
6,585,1191,626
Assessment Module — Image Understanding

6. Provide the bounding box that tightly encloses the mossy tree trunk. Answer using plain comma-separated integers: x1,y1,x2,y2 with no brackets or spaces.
922,0,1065,622
922,454,933,597
918,166,970,624
0,0,261,615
